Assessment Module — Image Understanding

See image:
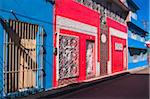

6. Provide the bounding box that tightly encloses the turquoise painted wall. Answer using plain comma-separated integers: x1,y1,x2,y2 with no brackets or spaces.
0,0,53,97
128,28,148,69
0,23,4,98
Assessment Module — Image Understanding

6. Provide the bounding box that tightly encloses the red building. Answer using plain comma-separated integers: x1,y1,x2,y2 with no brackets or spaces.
53,0,100,87
107,18,128,73
93,0,129,75
53,0,129,88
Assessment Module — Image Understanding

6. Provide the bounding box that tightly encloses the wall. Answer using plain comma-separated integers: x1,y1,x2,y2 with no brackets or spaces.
128,30,145,42
128,30,148,69
0,23,4,97
54,0,100,87
0,0,53,96
107,17,128,73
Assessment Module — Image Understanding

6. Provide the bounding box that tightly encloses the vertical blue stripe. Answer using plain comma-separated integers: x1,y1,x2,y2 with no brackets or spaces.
0,23,4,98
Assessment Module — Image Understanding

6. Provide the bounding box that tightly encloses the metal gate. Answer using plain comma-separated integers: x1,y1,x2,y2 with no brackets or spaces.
58,33,80,86
3,20,44,95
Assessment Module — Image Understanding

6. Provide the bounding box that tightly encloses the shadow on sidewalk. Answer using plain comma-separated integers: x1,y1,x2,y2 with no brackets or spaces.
19,72,149,99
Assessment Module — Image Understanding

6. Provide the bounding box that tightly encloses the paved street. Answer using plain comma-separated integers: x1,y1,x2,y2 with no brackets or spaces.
21,67,149,99
40,67,150,99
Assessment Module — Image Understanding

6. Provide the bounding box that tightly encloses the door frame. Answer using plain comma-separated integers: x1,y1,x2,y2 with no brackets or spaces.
85,37,96,79
54,28,97,87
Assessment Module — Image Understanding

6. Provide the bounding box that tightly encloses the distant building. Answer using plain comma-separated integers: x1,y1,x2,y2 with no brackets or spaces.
125,0,149,69
145,40,150,65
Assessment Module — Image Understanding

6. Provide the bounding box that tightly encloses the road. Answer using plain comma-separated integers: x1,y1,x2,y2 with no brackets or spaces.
22,67,149,99
42,68,150,99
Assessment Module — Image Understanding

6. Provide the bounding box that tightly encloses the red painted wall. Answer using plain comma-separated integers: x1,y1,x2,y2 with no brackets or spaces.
107,18,127,33
54,0,100,87
55,0,99,27
60,29,96,79
107,17,127,73
55,0,100,61
111,36,126,73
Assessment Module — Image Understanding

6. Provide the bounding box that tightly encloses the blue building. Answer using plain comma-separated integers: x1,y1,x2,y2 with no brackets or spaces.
125,0,149,69
0,0,54,98
145,31,150,66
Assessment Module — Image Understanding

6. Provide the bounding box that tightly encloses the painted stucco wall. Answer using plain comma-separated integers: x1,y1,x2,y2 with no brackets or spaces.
107,17,128,73
54,0,100,87
0,23,4,97
0,0,53,96
128,30,148,69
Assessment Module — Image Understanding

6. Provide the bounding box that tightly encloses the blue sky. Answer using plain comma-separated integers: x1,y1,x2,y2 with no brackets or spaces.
133,0,150,32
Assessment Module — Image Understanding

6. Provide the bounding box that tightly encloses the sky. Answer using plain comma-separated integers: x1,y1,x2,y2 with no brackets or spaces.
133,0,150,33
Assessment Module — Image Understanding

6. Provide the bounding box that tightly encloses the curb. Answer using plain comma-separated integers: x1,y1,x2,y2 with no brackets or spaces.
128,66,149,74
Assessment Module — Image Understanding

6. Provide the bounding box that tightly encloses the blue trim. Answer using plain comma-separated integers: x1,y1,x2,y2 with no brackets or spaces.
5,88,44,98
0,23,4,98
128,38,147,49
36,26,41,89
128,60,148,69
128,18,148,35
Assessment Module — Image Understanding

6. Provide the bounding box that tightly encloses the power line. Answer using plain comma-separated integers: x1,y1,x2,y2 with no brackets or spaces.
0,8,99,35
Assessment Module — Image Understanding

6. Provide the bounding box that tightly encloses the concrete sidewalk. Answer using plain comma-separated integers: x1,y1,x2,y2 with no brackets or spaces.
130,66,150,74
135,67,150,74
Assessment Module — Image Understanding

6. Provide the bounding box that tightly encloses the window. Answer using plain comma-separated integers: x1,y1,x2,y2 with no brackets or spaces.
141,53,145,61
131,32,137,40
140,37,145,42
132,55,138,63
129,48,147,63
141,49,147,61
4,19,44,93
131,12,137,20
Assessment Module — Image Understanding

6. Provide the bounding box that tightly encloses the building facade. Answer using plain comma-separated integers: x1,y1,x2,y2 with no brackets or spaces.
53,0,100,87
146,41,150,65
125,0,149,69
53,0,130,89
93,0,129,74
0,0,53,97
0,0,148,98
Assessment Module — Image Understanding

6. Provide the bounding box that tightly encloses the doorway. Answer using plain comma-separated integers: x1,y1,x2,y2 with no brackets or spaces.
86,40,95,79
3,20,44,94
